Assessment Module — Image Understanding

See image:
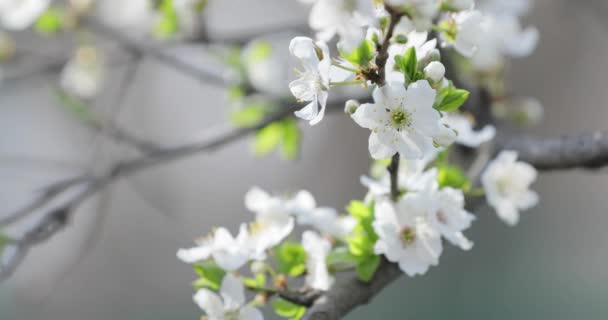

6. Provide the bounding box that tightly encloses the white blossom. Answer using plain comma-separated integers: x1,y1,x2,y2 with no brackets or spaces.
177,225,251,271
300,0,376,52
482,150,539,226
60,46,105,99
442,113,496,147
472,14,538,71
0,0,50,30
289,37,331,125
245,187,315,259
296,207,357,239
442,10,484,57
193,274,263,320
373,197,442,276
385,0,440,31
427,186,475,250
302,231,334,290
351,80,451,160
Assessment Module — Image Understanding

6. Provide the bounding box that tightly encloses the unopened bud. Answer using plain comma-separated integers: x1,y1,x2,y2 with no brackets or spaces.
424,61,446,83
394,34,408,44
344,99,360,115
274,274,288,289
251,261,266,274
253,293,269,305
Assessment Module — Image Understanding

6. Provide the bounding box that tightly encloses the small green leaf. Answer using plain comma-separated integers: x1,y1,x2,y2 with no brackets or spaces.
435,89,470,112
356,255,380,282
242,273,266,289
35,8,63,34
193,261,226,291
340,40,376,68
276,242,307,277
254,122,284,156
395,46,418,83
346,201,372,221
230,104,267,128
280,118,301,160
155,0,180,38
272,298,307,320
437,165,471,191
246,41,273,64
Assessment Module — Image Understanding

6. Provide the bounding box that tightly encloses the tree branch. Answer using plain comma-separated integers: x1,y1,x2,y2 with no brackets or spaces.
502,131,608,170
303,259,401,320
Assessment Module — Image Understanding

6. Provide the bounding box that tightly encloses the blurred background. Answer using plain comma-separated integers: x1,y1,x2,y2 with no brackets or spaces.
1,0,608,319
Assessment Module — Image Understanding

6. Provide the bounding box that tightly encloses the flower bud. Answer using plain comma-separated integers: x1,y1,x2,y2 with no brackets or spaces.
424,61,446,83
250,261,266,274
344,99,360,115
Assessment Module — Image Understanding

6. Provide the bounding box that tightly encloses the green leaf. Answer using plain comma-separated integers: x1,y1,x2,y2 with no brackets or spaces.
346,201,372,221
272,298,307,320
435,89,470,112
280,118,301,160
276,242,307,276
254,122,284,156
395,46,418,83
356,255,380,282
242,273,266,289
437,165,471,191
245,40,273,64
193,261,226,291
340,40,375,68
230,104,267,128
155,0,180,38
53,89,96,124
35,8,63,34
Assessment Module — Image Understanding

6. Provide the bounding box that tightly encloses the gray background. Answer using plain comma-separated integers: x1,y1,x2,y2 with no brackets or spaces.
1,0,607,319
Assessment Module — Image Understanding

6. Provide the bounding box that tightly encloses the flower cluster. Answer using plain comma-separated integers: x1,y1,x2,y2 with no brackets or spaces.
177,1,542,319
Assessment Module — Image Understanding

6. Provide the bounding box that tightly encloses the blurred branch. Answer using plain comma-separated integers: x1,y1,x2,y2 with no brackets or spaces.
501,131,608,170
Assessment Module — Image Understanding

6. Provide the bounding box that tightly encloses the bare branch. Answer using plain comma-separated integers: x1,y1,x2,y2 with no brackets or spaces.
502,131,608,170
304,259,401,320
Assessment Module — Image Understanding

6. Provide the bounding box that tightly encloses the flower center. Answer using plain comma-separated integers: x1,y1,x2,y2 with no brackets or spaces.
437,210,448,225
389,108,413,131
400,226,416,246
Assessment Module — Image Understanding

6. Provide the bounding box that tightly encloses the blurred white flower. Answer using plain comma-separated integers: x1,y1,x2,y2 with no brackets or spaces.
351,80,450,159
300,0,376,52
472,14,538,71
0,0,50,30
373,197,442,276
296,207,357,239
482,150,539,226
442,113,496,147
193,274,263,320
450,10,484,57
385,0,440,31
242,34,294,98
289,37,331,125
96,0,155,34
302,231,334,290
60,46,105,99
